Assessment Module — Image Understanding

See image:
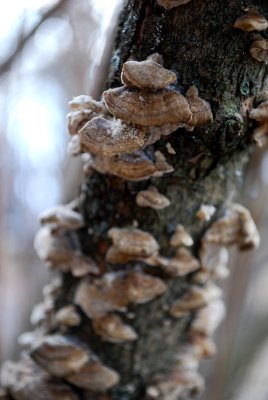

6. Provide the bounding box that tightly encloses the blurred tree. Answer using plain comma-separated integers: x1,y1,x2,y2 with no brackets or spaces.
1,1,268,400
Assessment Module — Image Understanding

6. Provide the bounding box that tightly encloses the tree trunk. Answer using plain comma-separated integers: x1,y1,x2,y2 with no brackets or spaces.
1,0,267,400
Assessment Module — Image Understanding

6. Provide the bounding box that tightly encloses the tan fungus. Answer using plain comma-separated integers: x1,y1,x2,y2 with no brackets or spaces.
121,59,177,89
199,242,230,280
156,0,192,10
146,53,164,65
92,151,156,181
189,299,226,336
92,314,138,343
154,151,174,176
136,186,170,210
93,149,174,181
146,248,200,277
169,282,222,318
67,134,81,156
249,98,268,121
74,271,167,318
250,39,268,63
170,224,193,247
30,335,89,377
34,226,99,276
105,245,135,265
146,368,204,400
186,86,213,128
79,116,150,157
69,95,107,114
234,9,268,32
252,121,268,147
39,205,84,231
249,95,268,146
67,109,97,136
196,204,216,221
55,305,81,328
189,334,217,359
166,142,176,154
203,203,260,250
103,86,192,126
66,360,119,392
0,358,79,400
108,227,159,258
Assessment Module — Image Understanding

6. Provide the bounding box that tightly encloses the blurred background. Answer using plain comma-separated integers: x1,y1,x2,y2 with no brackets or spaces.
0,1,268,400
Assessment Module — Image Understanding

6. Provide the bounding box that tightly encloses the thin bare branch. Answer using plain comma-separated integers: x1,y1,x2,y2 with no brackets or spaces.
0,0,67,76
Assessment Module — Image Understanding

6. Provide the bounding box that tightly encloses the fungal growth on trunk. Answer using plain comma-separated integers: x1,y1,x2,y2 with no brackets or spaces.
156,0,193,9
234,9,268,31
250,39,268,62
0,1,264,399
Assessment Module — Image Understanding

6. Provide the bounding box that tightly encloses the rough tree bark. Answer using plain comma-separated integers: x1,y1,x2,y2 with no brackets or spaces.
1,0,268,400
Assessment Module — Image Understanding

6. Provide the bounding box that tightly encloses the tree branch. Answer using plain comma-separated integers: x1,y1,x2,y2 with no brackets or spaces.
0,0,67,76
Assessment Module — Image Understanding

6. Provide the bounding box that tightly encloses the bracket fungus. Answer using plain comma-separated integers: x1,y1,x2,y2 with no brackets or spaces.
166,142,176,154
121,59,177,89
146,248,200,277
39,205,84,231
156,0,193,10
34,226,99,276
136,186,170,210
196,204,216,221
234,9,268,32
186,86,213,129
78,116,150,157
55,306,81,328
0,358,79,400
189,299,226,337
108,227,159,258
65,360,119,391
199,242,230,280
67,95,107,136
185,335,217,361
67,134,81,156
92,150,174,181
69,95,107,114
146,368,204,400
203,203,260,250
30,335,89,377
67,109,97,136
170,224,193,247
103,86,192,126
250,39,268,63
75,271,167,319
249,95,268,146
92,314,138,343
169,283,222,318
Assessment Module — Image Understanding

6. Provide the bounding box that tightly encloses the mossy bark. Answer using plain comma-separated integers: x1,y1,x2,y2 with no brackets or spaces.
3,1,268,400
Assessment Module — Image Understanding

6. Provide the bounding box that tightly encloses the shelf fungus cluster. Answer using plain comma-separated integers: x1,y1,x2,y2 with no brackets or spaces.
34,204,99,277
144,202,259,400
106,226,200,278
67,54,213,181
233,8,268,64
0,40,260,399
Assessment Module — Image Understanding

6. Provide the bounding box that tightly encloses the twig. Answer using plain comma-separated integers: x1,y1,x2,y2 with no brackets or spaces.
0,0,67,76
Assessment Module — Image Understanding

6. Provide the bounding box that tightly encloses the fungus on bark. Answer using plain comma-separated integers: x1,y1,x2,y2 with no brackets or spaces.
136,186,171,210
234,9,268,32
156,0,193,10
121,59,177,89
250,39,268,63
